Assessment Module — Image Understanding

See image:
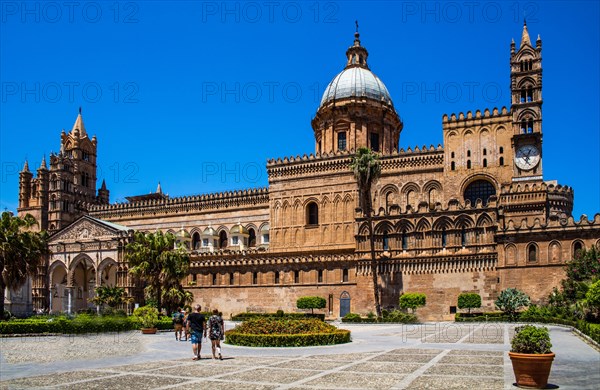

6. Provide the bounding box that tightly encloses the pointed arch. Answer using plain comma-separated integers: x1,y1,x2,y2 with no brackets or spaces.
476,213,494,227
432,216,453,230
415,217,431,232
374,221,393,235
548,241,562,263
394,219,414,234
454,214,475,229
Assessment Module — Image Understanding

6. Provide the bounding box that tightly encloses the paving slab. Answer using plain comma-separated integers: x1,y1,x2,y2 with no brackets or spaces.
0,322,598,389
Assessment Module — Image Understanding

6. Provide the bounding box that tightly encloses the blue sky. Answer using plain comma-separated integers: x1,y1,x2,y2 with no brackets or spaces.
1,1,599,219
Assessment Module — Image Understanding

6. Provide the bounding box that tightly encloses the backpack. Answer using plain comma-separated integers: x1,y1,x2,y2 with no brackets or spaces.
173,312,183,325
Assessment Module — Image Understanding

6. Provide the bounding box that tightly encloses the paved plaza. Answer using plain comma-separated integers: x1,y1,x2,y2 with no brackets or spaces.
1,322,599,389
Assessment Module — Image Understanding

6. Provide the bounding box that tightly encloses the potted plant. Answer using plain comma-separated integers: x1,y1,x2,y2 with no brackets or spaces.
133,305,159,334
509,325,555,389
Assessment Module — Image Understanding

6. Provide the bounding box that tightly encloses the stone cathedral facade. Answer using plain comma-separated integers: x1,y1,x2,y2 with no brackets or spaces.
14,24,600,320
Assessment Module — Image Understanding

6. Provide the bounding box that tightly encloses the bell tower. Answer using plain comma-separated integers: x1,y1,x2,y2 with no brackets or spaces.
510,20,543,181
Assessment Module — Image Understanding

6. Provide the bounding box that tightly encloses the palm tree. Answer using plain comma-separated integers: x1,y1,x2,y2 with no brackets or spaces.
125,230,190,313
91,285,133,310
0,212,48,320
351,147,382,318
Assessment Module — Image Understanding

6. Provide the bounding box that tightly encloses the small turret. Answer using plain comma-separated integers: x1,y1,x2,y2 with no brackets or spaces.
98,179,110,204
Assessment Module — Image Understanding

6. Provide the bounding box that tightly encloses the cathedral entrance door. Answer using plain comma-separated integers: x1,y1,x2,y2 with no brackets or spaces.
339,291,351,317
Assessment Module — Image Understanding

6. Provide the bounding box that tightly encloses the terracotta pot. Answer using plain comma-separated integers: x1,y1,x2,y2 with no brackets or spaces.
508,351,555,389
141,328,157,334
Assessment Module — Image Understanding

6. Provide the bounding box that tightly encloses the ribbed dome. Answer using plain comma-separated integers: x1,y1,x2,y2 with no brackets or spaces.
320,67,393,107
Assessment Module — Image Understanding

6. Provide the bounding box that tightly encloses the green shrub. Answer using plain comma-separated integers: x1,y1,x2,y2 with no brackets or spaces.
225,318,350,347
231,312,325,321
458,293,482,313
133,305,159,329
511,325,552,354
380,310,418,323
495,288,530,320
0,314,141,334
275,309,284,317
341,313,362,323
297,296,326,314
586,279,600,312
399,293,426,313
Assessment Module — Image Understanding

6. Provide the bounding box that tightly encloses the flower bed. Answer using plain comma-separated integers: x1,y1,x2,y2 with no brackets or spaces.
225,318,350,347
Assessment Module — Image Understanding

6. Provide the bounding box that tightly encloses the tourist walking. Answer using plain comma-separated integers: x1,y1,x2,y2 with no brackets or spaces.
172,308,184,341
182,308,190,341
208,309,224,360
187,304,206,360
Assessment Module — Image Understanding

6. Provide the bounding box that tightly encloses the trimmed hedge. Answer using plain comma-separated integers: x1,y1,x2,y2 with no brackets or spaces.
231,312,325,321
0,315,174,335
225,318,350,347
341,310,418,323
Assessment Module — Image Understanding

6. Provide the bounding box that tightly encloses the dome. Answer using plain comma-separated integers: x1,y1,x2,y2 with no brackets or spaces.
320,67,393,107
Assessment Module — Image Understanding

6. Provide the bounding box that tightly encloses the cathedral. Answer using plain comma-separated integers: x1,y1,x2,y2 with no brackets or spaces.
13,24,600,320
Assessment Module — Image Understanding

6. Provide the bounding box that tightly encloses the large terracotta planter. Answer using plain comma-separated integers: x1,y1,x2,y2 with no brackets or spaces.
509,351,555,388
141,328,157,334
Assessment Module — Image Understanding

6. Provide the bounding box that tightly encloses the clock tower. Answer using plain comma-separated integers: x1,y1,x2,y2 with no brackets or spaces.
510,21,543,181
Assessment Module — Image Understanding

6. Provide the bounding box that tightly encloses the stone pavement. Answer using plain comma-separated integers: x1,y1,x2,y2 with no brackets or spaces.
0,322,598,389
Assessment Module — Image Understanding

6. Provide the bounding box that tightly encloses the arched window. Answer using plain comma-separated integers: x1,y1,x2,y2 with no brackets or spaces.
402,231,408,250
248,228,256,247
483,158,487,167
528,244,537,262
274,271,280,284
451,161,456,171
573,241,584,258
252,272,258,285
306,202,319,225
467,160,471,169
499,147,504,154
370,133,379,152
294,270,300,284
464,180,496,206
461,227,467,247
212,273,217,285
229,272,234,285
192,232,201,250
451,152,455,158
337,131,347,151
382,231,389,251
499,157,504,166
219,231,228,248
342,268,349,282
318,269,323,283
467,150,471,157
483,148,487,156
441,228,447,248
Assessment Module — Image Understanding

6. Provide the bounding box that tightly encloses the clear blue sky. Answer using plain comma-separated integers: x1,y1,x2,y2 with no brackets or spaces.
1,1,599,218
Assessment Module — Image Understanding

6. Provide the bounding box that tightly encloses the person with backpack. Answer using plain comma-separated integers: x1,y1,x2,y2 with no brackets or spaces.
172,307,184,341
208,309,224,360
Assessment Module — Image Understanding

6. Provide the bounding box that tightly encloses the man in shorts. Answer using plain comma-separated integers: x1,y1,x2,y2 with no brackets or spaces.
172,307,184,341
186,304,206,360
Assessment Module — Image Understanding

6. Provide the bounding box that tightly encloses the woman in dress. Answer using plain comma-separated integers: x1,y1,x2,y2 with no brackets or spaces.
208,309,224,360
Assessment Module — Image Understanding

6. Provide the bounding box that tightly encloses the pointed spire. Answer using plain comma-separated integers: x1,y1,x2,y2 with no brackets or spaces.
39,155,47,170
22,160,30,173
156,182,162,194
71,107,88,137
100,179,107,190
520,19,531,47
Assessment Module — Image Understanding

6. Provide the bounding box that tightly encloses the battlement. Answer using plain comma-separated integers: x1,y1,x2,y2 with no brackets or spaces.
267,146,444,180
504,213,600,232
500,182,574,195
88,187,269,220
442,107,511,126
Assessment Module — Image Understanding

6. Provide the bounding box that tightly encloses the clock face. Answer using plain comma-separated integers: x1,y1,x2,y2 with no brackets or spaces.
515,145,540,170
